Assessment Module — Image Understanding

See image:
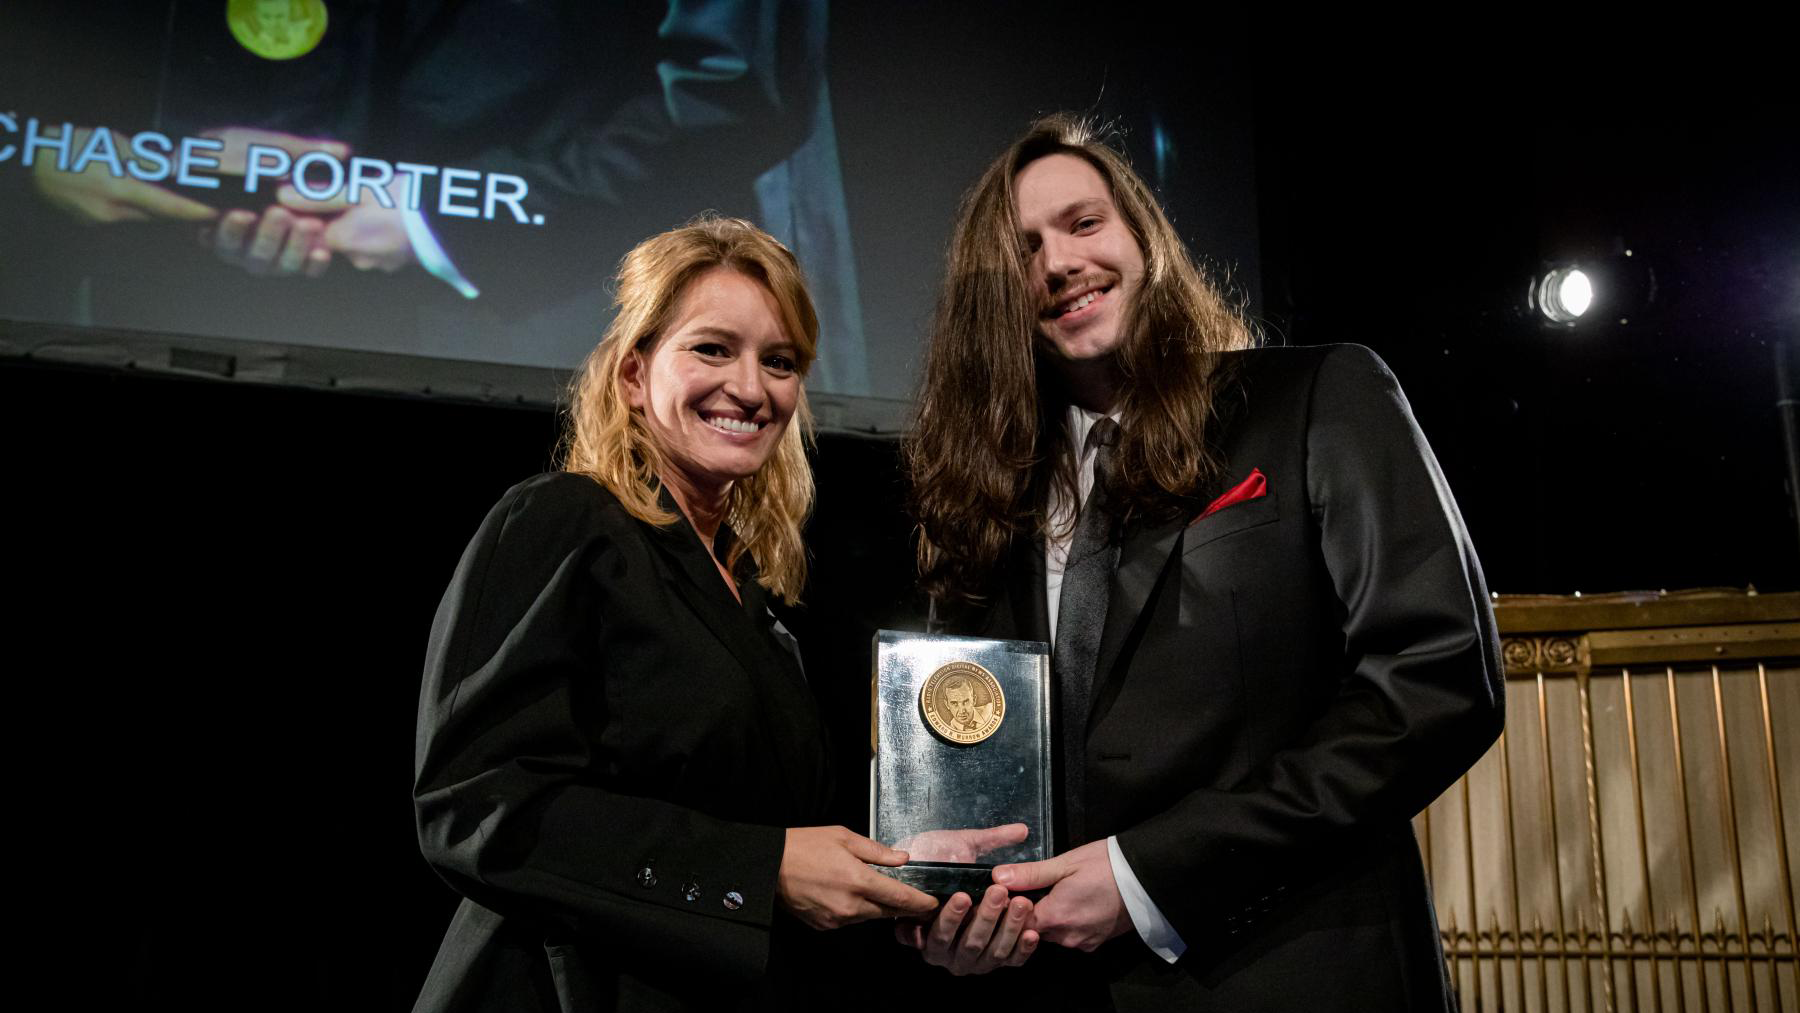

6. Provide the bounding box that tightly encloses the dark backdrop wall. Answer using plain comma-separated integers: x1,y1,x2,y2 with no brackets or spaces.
1251,32,1798,592
7,356,919,1006
6,18,1795,1010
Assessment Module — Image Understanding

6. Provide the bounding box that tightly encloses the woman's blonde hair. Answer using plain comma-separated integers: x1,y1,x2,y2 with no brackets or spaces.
560,215,818,602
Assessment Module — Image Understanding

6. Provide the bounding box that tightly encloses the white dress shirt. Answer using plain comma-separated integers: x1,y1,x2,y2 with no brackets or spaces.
1045,405,1186,964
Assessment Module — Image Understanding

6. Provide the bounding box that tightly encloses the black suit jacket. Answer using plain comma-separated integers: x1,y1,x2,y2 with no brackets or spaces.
969,344,1503,1011
412,473,831,1012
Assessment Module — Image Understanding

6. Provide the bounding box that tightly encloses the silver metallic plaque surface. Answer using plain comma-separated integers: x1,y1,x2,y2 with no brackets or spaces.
870,630,1053,897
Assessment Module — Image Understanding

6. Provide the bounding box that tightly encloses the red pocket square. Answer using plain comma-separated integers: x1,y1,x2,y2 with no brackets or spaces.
1192,468,1268,524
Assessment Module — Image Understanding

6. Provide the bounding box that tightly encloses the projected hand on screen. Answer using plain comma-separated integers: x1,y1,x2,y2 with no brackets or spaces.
204,127,349,181
198,128,350,278
198,127,412,277
277,183,413,274
204,206,331,278
31,128,218,226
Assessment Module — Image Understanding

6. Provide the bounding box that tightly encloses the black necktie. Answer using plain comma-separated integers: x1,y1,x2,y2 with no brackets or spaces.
1053,417,1118,847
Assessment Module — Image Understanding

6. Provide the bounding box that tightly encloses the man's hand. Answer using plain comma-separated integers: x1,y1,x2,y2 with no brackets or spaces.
894,822,1029,863
992,839,1134,952
897,884,1038,975
777,826,939,931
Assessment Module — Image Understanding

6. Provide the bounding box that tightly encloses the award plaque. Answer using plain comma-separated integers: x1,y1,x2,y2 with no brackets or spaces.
870,630,1053,899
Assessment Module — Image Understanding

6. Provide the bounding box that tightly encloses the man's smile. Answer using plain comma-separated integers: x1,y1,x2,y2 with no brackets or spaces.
1044,277,1118,321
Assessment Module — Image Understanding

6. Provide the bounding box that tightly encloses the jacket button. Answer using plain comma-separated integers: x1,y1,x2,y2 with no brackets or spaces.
636,865,657,888
683,882,701,902
723,891,744,911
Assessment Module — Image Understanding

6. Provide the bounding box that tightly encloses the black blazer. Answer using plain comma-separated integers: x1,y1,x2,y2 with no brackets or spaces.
412,473,831,1012
971,344,1504,1012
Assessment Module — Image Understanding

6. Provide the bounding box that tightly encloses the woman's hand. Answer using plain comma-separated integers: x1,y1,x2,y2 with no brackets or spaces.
777,826,940,930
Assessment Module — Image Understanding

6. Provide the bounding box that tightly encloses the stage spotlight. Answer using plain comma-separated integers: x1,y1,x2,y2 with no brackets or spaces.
1535,267,1593,324
1526,248,1657,329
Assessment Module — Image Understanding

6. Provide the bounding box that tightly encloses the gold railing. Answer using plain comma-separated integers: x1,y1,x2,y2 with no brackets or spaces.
1417,590,1800,1013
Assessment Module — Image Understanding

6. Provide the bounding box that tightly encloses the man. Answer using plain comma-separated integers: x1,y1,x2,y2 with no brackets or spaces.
941,675,988,735
898,114,1503,1009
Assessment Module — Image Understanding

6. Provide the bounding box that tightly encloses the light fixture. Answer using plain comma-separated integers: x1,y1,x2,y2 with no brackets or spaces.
1527,246,1657,330
1534,267,1593,324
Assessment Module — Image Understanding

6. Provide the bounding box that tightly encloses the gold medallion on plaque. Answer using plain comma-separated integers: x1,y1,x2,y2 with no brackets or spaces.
227,0,330,61
919,661,1005,745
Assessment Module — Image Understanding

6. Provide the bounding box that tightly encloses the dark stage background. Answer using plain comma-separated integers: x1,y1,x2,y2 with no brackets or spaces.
6,16,1797,1009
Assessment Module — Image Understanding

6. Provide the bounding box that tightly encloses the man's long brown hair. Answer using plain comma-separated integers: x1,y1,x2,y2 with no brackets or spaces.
905,114,1255,606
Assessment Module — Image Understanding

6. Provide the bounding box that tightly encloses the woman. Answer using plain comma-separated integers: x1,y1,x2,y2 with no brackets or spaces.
412,217,938,1012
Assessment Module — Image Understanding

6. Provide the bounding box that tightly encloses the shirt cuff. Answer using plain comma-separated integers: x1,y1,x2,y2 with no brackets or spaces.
1107,834,1186,963
402,208,480,299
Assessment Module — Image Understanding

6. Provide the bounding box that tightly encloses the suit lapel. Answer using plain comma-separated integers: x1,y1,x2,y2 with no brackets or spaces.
644,503,822,817
1088,517,1184,730
1083,380,1253,730
646,521,777,681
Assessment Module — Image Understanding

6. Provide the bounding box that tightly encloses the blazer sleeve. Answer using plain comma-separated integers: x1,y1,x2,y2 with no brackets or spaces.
1115,344,1504,944
412,474,786,980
